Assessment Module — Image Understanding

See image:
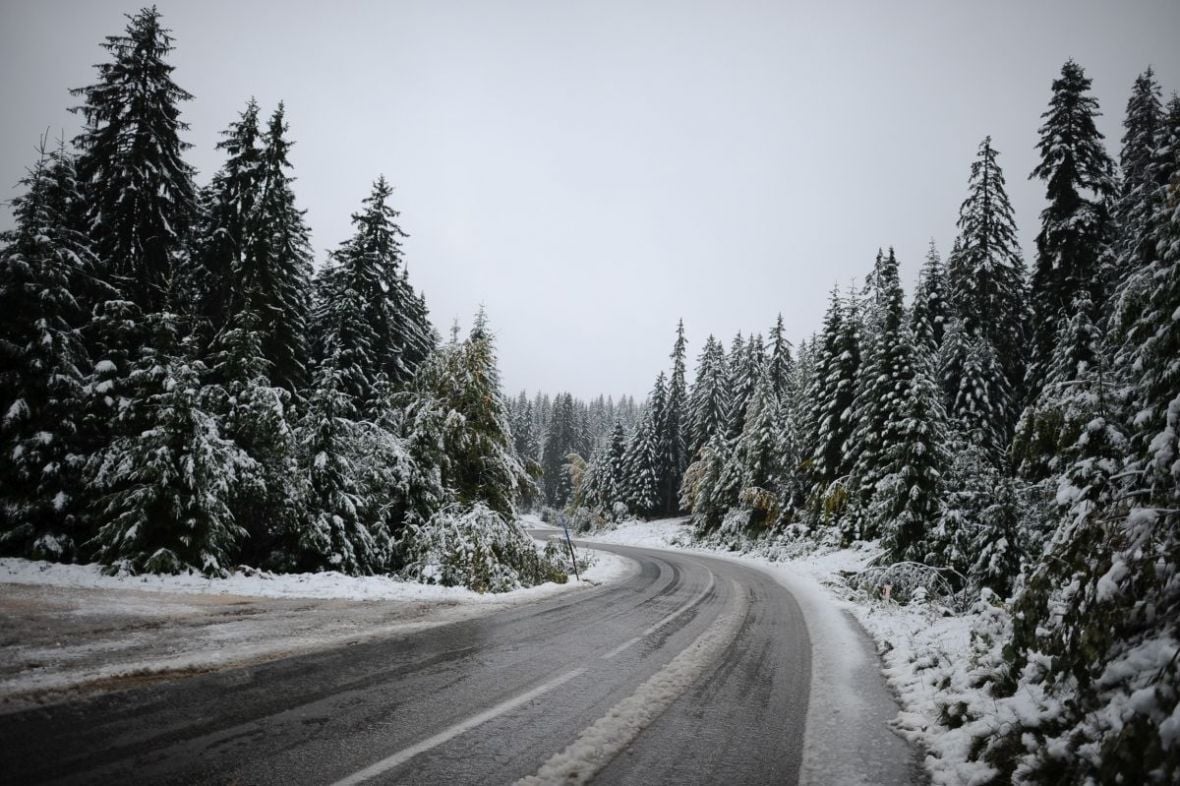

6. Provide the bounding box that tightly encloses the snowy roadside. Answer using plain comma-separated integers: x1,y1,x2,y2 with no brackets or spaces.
0,538,632,712
582,518,992,785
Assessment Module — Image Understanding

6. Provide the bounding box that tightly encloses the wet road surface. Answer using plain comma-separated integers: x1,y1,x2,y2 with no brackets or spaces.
0,541,917,785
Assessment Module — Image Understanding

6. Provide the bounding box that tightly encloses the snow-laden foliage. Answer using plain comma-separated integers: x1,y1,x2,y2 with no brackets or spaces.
399,503,566,592
87,347,255,576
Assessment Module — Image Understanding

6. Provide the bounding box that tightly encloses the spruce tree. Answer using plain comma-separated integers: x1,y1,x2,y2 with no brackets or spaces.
767,313,793,400
846,250,914,538
715,367,782,532
243,103,315,394
87,338,256,576
947,136,1028,413
622,404,661,517
191,99,264,338
1028,60,1115,394
1111,68,1165,287
0,144,101,559
70,6,197,313
911,240,949,357
806,287,861,519
659,323,689,514
686,334,730,458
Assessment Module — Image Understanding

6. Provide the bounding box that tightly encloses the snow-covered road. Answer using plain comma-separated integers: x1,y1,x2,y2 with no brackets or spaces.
1,541,920,784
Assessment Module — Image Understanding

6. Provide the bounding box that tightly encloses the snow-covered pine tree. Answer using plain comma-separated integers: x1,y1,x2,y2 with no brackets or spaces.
659,320,689,515
941,320,1012,464
244,103,315,394
69,6,197,314
928,436,1021,597
987,93,1180,784
846,249,912,538
622,403,661,518
946,136,1028,418
715,366,782,533
686,334,730,458
541,393,579,506
767,313,793,400
1028,60,1115,399
0,143,101,559
318,177,424,411
204,306,302,567
191,99,264,339
870,342,951,564
805,287,861,521
292,357,386,574
910,240,949,358
413,310,534,521
1110,68,1165,289
87,330,256,576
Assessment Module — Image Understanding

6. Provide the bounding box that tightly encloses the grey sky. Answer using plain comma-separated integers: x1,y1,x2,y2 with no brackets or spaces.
2,0,1179,400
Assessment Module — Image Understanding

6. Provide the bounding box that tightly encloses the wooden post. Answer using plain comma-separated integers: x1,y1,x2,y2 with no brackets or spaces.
561,518,581,582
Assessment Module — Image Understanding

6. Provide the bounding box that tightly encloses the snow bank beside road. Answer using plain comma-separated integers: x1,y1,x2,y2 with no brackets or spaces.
0,547,629,603
0,543,632,710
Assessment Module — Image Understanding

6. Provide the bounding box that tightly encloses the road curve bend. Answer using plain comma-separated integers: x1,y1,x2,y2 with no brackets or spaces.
0,541,919,785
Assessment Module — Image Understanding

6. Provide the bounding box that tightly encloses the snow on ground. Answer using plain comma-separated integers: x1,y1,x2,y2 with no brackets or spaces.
0,540,633,711
583,518,997,785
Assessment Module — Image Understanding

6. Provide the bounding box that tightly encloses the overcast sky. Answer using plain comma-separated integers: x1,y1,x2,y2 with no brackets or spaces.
2,1,1179,400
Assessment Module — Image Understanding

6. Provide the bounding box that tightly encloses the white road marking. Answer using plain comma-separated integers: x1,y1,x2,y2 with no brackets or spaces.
329,667,588,786
518,579,749,786
601,569,716,660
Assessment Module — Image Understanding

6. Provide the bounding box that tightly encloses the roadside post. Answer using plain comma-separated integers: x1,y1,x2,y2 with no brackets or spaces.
559,514,581,582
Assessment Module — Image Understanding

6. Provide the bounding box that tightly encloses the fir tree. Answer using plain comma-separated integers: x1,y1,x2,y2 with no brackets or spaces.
622,403,661,517
191,99,264,338
0,143,101,559
659,323,689,514
846,250,912,537
69,6,197,313
541,393,579,506
767,313,793,400
911,240,949,357
87,340,255,576
805,287,861,519
1028,60,1115,395
947,136,1028,413
686,334,730,458
1110,68,1165,288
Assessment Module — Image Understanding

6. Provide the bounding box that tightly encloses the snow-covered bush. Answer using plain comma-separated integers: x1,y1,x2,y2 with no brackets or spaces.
398,504,567,592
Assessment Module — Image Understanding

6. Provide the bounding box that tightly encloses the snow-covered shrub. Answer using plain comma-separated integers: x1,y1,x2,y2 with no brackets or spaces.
399,504,567,592
849,560,962,608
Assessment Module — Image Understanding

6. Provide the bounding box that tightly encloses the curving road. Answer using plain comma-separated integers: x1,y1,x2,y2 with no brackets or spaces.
0,541,920,785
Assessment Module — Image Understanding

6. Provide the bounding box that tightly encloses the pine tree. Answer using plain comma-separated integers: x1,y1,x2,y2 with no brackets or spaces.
1110,68,1165,288
686,334,730,458
806,287,861,519
541,393,579,506
414,310,533,521
292,358,386,574
191,99,264,338
87,339,256,576
715,367,782,532
204,307,302,567
767,314,793,400
243,103,315,394
846,250,915,539
1028,60,1115,395
69,6,197,313
0,143,101,559
317,177,428,410
659,323,689,514
911,240,949,357
947,136,1028,412
871,350,951,563
622,404,661,517
941,320,1012,463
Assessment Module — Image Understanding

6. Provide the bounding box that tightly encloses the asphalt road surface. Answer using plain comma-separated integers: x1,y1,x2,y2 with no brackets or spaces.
0,540,920,785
